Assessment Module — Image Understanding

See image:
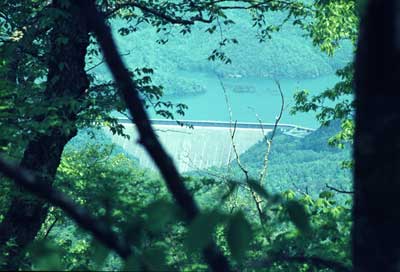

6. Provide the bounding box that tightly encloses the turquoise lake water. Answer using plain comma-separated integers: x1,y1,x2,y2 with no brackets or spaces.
148,72,341,128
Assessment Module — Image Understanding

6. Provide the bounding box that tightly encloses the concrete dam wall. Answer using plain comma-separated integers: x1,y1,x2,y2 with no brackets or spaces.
105,119,314,173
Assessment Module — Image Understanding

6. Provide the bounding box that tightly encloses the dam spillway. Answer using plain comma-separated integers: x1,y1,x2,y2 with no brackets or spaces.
104,119,315,173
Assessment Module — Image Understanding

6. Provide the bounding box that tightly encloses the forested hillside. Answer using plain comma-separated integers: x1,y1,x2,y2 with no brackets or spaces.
238,122,352,194
194,121,352,198
94,12,353,97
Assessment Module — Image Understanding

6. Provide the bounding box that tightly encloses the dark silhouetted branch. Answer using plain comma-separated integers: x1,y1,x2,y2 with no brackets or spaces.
105,2,212,24
43,216,59,239
326,184,354,194
86,50,131,72
74,1,231,271
0,157,132,259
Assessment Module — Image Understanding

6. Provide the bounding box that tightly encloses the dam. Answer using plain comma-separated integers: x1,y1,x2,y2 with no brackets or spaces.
105,119,315,173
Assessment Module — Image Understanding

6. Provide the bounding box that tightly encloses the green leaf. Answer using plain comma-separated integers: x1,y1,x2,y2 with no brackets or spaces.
185,211,225,252
56,36,69,45
221,182,239,203
319,191,335,199
247,180,270,200
59,0,71,8
28,241,64,271
142,246,169,271
356,0,369,16
91,240,109,269
226,211,253,262
144,200,179,233
124,216,143,246
286,200,311,234
123,255,141,271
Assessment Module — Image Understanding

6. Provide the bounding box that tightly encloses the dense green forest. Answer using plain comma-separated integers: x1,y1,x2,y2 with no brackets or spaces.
13,125,351,270
1,0,400,271
201,121,352,196
106,13,352,97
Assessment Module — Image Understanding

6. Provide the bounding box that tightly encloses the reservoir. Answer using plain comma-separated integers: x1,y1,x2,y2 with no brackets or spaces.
148,72,341,128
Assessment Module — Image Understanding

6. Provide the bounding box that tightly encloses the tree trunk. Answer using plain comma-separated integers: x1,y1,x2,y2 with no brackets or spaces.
0,1,89,269
353,0,400,271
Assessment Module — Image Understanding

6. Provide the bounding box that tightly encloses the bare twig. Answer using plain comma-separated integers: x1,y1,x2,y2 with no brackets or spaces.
292,182,308,196
0,156,132,259
88,144,115,167
180,151,248,191
215,75,242,214
74,2,231,271
326,184,354,194
248,106,269,141
86,50,131,72
258,80,285,184
218,75,247,178
217,74,265,224
270,80,285,140
43,216,59,239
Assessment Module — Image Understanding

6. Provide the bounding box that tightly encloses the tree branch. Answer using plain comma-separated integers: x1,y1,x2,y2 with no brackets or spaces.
326,183,354,194
86,50,131,72
105,2,212,24
74,2,231,271
0,156,132,259
218,74,265,224
43,216,59,240
258,80,285,185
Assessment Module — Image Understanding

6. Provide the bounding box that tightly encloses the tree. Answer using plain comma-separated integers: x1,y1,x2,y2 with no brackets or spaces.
0,1,90,267
291,0,358,151
5,0,400,270
0,0,315,269
353,0,400,270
